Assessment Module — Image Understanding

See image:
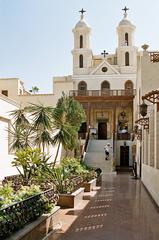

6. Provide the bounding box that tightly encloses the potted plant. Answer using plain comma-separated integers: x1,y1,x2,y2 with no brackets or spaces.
61,157,98,192
46,166,84,208
80,170,97,192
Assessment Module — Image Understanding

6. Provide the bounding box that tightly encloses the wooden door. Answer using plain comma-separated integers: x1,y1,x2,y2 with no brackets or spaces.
98,122,107,139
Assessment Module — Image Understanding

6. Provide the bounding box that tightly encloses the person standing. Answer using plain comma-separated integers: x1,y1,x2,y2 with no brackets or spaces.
104,143,112,160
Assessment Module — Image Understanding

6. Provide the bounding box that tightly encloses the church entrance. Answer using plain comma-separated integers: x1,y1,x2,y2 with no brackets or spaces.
98,122,107,139
120,146,129,166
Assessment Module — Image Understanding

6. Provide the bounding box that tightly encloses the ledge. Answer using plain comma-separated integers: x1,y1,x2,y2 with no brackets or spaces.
7,206,60,240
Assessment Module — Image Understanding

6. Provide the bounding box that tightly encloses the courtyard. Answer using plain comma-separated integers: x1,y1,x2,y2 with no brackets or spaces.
49,174,159,240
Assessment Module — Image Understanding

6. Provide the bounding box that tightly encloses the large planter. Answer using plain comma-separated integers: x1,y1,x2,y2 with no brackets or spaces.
57,187,84,208
7,206,60,240
81,178,97,192
96,174,102,186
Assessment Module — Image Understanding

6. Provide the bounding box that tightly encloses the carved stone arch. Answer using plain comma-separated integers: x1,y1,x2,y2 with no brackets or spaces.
125,80,133,95
101,80,110,96
78,81,87,96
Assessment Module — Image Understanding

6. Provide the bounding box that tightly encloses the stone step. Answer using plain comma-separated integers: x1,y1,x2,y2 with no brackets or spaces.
84,139,114,174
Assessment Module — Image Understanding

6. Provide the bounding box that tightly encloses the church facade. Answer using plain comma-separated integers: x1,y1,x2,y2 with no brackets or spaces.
66,9,138,167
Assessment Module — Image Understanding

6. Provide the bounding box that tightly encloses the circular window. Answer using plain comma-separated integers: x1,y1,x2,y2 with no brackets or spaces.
102,67,108,72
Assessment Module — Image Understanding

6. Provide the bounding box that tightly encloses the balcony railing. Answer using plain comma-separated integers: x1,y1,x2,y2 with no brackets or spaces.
69,89,136,97
117,133,131,140
150,52,159,62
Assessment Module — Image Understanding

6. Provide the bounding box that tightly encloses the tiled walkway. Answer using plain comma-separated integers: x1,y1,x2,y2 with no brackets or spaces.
50,174,159,240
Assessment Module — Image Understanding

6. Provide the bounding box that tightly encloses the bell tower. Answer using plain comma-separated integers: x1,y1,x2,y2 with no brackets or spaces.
72,9,92,75
116,7,137,73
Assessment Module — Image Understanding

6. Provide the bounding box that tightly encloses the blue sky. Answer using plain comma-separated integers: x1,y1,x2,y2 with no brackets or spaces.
0,0,158,93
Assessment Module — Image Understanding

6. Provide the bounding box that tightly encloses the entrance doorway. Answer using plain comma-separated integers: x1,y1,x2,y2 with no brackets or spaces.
98,122,107,139
120,146,129,166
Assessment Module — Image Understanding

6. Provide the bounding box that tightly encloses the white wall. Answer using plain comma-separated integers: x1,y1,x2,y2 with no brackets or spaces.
0,95,19,180
73,74,136,91
142,164,159,206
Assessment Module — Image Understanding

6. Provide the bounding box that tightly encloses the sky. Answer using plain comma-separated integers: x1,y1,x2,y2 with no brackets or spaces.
0,0,159,93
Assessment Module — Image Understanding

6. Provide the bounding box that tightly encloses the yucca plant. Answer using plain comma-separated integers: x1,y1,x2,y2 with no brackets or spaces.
46,166,74,194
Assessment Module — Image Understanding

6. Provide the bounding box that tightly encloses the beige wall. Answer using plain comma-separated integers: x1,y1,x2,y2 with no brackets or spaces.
0,78,19,100
141,51,159,95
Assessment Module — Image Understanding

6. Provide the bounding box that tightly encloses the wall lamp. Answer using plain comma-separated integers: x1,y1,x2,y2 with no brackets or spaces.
142,90,159,111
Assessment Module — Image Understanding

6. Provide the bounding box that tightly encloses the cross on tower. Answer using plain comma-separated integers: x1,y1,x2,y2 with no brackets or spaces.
122,6,129,14
79,8,86,16
101,50,108,58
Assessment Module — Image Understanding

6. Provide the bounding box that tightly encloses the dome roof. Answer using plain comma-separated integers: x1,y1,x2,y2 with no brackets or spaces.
75,19,89,29
119,18,132,26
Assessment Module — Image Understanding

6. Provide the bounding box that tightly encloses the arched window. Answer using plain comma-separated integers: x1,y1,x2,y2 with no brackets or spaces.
78,81,87,95
101,81,110,96
80,35,83,48
125,52,129,66
125,80,133,95
125,33,129,46
79,54,83,68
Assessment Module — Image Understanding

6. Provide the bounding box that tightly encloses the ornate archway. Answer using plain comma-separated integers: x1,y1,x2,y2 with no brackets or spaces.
78,81,87,95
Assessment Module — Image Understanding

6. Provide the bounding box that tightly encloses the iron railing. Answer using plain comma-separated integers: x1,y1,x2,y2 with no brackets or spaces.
0,189,58,239
69,89,136,97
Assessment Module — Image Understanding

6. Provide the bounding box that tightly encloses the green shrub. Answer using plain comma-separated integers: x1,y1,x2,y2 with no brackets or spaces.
12,147,50,184
62,157,87,175
80,170,97,182
61,157,97,182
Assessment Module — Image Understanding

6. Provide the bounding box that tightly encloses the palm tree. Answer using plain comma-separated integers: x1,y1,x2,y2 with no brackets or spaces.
26,103,54,155
52,94,85,166
56,92,86,130
29,86,39,94
52,108,74,166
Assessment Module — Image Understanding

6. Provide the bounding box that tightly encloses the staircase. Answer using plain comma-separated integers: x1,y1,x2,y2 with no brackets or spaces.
84,139,114,173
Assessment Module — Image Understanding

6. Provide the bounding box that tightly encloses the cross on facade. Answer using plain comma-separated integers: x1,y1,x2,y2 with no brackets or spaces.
122,6,129,14
101,50,108,58
79,8,86,16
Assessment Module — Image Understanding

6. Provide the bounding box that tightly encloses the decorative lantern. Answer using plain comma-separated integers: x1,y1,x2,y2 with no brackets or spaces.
140,101,148,117
134,125,138,134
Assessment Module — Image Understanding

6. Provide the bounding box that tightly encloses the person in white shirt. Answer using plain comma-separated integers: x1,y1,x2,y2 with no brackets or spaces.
104,143,112,160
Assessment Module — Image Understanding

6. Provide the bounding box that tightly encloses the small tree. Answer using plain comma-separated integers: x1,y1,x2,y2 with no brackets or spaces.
52,93,86,165
29,86,39,94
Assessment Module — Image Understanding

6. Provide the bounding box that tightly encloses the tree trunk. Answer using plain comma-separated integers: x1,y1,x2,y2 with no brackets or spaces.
53,142,60,167
42,142,45,160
